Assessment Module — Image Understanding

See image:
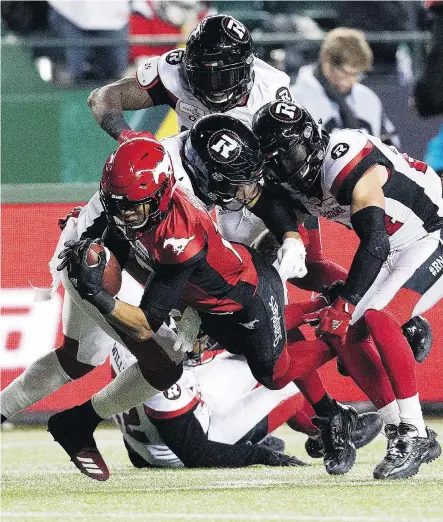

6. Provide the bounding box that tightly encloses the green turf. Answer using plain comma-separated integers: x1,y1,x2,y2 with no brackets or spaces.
2,419,443,522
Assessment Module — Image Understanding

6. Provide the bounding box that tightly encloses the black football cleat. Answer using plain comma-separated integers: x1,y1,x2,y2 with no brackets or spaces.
312,401,358,475
306,411,382,458
373,423,441,480
48,406,109,481
258,434,286,453
402,316,433,363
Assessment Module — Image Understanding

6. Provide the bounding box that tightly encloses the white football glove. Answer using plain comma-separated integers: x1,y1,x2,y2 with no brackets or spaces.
173,307,202,353
275,238,308,281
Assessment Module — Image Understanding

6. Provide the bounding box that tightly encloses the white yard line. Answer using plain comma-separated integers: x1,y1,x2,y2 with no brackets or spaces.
2,513,443,522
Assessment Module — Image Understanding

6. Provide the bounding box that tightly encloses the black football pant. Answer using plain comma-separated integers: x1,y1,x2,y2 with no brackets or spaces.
199,251,287,389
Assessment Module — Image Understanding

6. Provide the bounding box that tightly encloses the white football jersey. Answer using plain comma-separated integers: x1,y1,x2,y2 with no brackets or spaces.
136,50,292,131
111,343,209,468
291,64,399,147
290,129,443,250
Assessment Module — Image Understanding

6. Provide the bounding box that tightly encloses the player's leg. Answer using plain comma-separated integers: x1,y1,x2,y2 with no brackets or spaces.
352,234,442,479
0,292,104,423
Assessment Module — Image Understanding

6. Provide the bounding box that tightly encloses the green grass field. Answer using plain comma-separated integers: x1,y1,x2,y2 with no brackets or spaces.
2,419,443,522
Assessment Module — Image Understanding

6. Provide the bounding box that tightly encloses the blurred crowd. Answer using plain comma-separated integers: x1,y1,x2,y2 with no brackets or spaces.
1,0,441,173
0,0,435,85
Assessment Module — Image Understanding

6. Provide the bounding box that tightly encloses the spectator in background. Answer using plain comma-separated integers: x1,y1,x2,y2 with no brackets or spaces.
291,28,400,147
129,0,216,67
415,0,443,179
48,0,130,84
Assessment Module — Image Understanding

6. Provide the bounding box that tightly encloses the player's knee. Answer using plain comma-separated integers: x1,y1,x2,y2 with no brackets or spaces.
56,336,95,379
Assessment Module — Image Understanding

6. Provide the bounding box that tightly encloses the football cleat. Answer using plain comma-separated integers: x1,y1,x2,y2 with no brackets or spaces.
373,423,441,480
306,411,382,458
312,401,358,475
402,316,433,363
48,406,109,481
71,448,110,481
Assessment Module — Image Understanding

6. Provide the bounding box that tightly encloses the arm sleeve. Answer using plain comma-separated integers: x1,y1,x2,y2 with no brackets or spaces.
251,186,300,242
140,252,204,332
414,10,443,117
151,406,274,468
340,206,390,305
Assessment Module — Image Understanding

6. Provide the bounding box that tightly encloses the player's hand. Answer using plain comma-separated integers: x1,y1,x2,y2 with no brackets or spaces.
58,206,83,230
320,280,345,305
118,130,156,144
173,307,202,353
262,449,310,467
275,238,308,281
316,296,355,343
57,238,106,299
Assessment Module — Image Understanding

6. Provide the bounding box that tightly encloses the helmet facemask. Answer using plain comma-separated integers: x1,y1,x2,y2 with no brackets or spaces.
100,182,172,241
185,59,254,112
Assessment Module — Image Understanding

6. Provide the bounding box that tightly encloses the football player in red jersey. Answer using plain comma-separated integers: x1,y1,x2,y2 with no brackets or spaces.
250,100,443,479
48,135,360,480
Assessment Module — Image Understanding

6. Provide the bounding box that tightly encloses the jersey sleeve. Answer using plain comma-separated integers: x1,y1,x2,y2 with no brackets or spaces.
135,55,175,107
324,130,391,205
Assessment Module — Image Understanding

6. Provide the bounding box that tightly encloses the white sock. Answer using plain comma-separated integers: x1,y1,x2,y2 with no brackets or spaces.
91,362,159,419
397,394,427,437
0,351,72,419
378,400,401,427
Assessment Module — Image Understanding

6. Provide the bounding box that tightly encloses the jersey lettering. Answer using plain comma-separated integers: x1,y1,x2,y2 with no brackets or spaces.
122,408,151,444
403,154,427,174
384,215,404,236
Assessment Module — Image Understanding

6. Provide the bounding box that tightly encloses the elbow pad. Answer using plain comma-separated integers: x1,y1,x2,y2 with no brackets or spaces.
351,206,390,261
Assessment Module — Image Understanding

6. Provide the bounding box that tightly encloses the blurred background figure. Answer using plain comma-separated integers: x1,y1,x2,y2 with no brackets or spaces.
415,0,443,179
129,0,216,68
290,28,400,147
47,0,130,85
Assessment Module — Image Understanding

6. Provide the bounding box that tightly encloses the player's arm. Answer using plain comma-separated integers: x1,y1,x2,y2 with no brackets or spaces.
88,56,173,140
151,406,300,468
88,77,154,140
316,165,389,340
248,185,307,280
106,256,202,342
339,165,389,305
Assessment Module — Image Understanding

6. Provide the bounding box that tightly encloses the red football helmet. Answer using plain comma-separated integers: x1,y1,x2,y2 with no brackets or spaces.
100,137,175,239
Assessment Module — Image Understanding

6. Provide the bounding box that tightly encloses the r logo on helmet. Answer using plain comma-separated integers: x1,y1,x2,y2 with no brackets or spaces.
208,131,242,163
222,16,248,42
331,143,350,160
270,101,301,122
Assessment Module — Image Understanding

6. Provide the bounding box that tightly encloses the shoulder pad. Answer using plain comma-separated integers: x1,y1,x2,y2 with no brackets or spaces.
136,55,160,89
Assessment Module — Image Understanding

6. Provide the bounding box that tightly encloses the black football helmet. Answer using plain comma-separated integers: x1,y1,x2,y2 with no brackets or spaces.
184,15,255,112
252,100,329,195
182,113,264,208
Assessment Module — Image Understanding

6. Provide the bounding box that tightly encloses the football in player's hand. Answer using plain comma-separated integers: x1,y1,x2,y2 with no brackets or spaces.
86,242,122,296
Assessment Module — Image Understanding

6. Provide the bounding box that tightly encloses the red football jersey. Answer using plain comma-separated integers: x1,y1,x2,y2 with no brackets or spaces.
138,187,258,313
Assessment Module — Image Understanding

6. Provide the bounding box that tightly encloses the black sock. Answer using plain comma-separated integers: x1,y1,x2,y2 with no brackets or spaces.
1,414,7,424
75,400,104,431
312,393,339,418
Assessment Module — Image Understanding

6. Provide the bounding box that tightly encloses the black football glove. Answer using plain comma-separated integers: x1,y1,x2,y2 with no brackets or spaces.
320,279,345,305
57,239,115,314
257,447,310,467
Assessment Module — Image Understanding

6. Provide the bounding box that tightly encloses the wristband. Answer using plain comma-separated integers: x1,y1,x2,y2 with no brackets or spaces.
89,290,116,315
